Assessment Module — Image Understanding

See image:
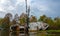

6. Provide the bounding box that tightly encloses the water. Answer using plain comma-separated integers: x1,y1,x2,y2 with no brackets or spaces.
0,30,60,36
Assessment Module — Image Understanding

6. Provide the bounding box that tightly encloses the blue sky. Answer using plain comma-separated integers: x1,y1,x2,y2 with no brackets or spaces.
0,0,60,18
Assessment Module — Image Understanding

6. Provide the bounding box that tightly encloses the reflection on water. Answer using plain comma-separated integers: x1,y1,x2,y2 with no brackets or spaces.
10,32,37,36
1,29,9,36
0,30,60,36
0,30,37,36
10,32,19,36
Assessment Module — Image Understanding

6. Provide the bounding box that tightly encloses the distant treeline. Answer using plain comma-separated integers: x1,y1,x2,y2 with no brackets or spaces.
0,13,60,30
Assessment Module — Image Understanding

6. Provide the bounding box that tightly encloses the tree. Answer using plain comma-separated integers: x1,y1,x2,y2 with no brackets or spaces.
19,13,27,25
14,14,19,24
14,14,19,21
38,15,46,22
0,18,3,26
1,16,10,36
44,17,53,24
1,13,12,29
54,17,60,29
38,15,55,30
20,18,26,25
4,13,12,19
12,19,16,24
30,15,37,22
1,17,10,29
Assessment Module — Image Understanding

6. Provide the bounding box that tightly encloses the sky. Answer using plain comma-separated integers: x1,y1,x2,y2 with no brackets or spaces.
0,0,60,18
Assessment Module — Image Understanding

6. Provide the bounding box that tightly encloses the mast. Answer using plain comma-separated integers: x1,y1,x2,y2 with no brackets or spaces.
25,0,27,13
25,0,30,36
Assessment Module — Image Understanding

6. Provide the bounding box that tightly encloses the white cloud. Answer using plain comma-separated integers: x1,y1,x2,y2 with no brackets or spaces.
16,0,25,5
16,0,31,5
31,2,49,13
0,0,16,14
17,0,25,3
0,0,8,4
0,7,4,11
0,5,6,12
39,5,48,11
7,6,15,10
0,0,39,18
0,0,59,18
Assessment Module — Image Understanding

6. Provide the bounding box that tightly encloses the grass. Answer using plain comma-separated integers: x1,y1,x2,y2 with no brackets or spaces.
37,30,60,36
46,30,60,32
39,30,60,32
